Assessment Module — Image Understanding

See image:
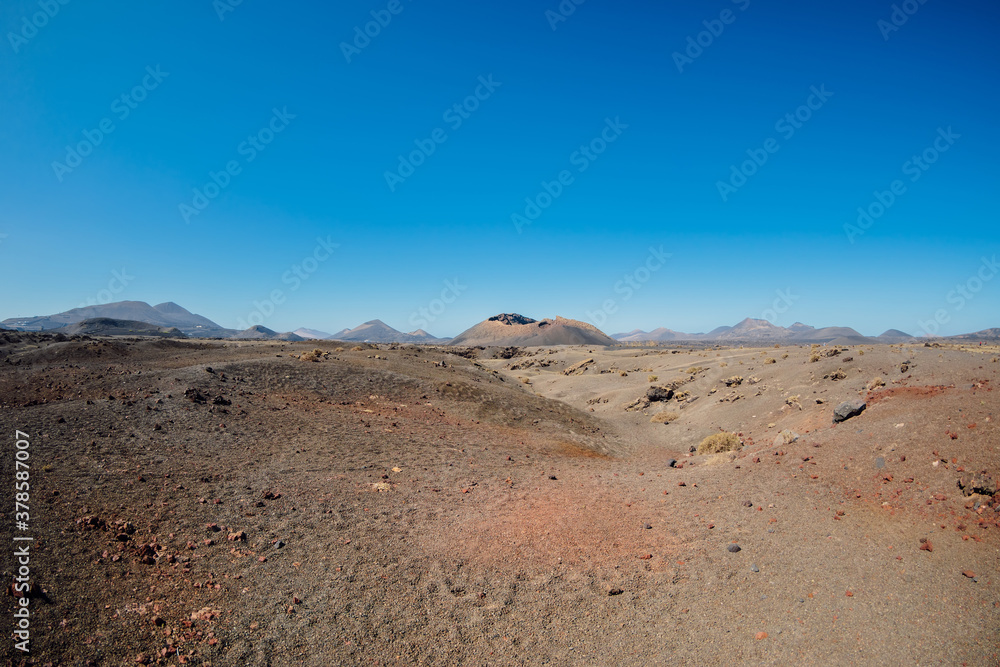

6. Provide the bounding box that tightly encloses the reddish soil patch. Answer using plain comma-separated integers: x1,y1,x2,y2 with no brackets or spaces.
865,384,951,405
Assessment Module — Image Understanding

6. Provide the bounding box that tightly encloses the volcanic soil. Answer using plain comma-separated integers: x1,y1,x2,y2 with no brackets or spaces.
1,332,998,665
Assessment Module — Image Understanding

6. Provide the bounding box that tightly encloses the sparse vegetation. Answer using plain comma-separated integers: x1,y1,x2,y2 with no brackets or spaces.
648,375,658,383
686,366,707,374
809,353,821,362
674,390,690,401
867,376,885,390
719,361,728,368
650,411,679,424
697,432,741,455
351,346,364,352
722,376,743,386
764,357,776,364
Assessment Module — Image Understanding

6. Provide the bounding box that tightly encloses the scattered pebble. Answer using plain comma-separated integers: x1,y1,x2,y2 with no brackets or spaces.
750,564,759,573
727,544,741,553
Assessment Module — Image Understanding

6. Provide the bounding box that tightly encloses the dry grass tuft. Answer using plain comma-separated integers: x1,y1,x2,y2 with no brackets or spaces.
704,451,738,466
867,376,885,390
648,375,658,383
650,411,679,424
764,357,776,364
697,432,741,455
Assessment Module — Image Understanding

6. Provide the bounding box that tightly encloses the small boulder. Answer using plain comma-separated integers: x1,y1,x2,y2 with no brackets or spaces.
833,400,866,423
646,386,674,402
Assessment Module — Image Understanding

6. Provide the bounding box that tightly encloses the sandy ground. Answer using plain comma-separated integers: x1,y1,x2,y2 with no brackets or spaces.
1,333,998,665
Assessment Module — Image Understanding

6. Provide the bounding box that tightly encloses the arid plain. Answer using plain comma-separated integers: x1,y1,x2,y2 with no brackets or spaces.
2,332,998,665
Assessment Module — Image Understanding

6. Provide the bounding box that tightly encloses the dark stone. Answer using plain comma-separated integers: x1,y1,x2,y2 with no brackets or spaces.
667,459,677,468
833,400,866,423
727,544,741,553
647,386,674,402
958,472,996,497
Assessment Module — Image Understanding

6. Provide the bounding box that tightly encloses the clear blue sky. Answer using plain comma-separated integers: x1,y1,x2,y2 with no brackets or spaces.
1,0,997,337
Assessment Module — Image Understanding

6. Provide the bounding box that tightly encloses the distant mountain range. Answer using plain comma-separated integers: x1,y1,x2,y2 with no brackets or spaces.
329,320,448,344
612,317,918,345
2,301,997,344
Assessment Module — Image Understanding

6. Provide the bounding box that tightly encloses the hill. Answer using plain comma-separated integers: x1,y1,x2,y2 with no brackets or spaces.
449,313,615,347
231,325,304,341
293,328,332,340
54,318,187,338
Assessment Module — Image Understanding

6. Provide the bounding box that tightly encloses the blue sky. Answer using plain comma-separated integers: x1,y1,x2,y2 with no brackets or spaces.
1,0,998,337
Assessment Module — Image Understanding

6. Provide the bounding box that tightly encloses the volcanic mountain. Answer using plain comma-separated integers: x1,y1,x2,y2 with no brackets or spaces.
449,314,615,347
1,301,234,338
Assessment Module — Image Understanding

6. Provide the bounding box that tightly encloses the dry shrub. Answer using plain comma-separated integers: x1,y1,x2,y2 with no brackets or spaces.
704,452,738,466
650,411,679,424
674,390,690,401
773,343,781,349
867,376,885,390
648,375,658,383
697,432,741,455
809,353,821,363
781,353,789,359
351,346,364,352
719,361,728,368
764,357,776,364
686,366,706,374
